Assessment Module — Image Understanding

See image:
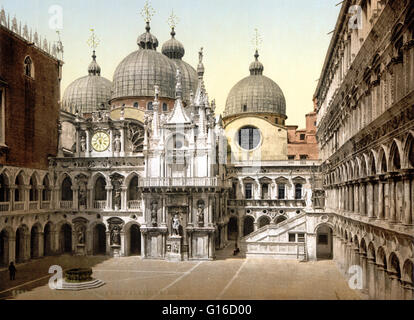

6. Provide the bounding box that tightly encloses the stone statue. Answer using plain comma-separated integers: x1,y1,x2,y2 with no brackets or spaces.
172,213,181,236
111,225,121,246
305,189,313,208
151,201,158,226
78,187,87,207
114,190,121,210
80,134,86,152
76,225,85,244
197,201,205,227
113,134,121,153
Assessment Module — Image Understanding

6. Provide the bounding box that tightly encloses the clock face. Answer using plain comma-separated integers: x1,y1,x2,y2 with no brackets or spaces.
91,131,110,152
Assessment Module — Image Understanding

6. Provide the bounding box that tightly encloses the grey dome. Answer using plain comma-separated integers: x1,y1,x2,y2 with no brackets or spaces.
224,51,286,117
112,23,177,101
162,28,185,59
62,52,112,115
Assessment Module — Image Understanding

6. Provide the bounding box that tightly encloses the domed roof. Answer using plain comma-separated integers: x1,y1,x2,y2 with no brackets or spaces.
224,51,286,118
62,51,112,115
162,28,185,59
112,22,177,101
161,28,197,104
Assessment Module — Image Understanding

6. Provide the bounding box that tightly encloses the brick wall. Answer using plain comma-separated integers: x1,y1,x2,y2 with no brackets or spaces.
0,26,61,170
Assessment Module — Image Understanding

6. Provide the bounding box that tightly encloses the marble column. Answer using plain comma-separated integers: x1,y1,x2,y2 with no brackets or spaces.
389,272,402,300
354,184,359,214
367,258,377,299
389,179,396,223
403,177,412,225
367,182,374,218
105,186,113,211
378,181,385,220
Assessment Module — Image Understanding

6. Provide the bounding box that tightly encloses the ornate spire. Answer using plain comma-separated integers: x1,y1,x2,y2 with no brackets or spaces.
137,1,158,50
197,47,205,77
250,28,264,75
87,29,101,76
176,69,183,99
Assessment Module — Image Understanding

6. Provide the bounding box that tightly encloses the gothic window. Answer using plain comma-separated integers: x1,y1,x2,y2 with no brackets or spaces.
163,103,168,112
42,176,51,201
94,177,107,201
0,173,9,202
147,102,153,111
245,183,253,199
278,184,286,199
134,102,139,108
295,184,303,200
24,56,34,78
128,176,139,201
61,176,73,201
238,126,261,150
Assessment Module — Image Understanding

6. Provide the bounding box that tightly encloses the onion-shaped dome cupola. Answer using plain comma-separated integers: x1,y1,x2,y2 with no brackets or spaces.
112,22,177,102
224,50,286,118
161,27,197,105
62,51,112,116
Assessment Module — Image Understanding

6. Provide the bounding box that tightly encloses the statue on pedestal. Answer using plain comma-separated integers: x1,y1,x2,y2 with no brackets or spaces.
172,213,181,236
110,225,121,246
76,225,85,244
113,133,121,153
151,201,158,226
80,134,86,152
197,200,205,227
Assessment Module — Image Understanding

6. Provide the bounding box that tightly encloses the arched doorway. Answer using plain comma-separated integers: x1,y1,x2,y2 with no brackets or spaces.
243,216,254,236
44,223,53,256
258,216,271,229
15,226,28,263
129,224,141,256
60,224,72,254
316,224,333,260
0,229,9,266
93,224,107,255
227,217,238,241
30,225,41,259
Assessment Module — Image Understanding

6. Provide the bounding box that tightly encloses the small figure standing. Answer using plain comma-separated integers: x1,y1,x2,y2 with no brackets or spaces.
8,262,16,281
172,213,181,236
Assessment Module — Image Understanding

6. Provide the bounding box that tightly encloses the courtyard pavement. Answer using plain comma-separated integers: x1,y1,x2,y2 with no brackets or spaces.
0,245,361,300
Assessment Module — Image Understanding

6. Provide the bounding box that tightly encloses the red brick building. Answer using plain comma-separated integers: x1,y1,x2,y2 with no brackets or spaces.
0,23,62,170
287,109,318,160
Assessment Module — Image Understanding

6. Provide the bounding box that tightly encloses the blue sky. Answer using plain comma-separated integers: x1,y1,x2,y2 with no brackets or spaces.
1,0,341,127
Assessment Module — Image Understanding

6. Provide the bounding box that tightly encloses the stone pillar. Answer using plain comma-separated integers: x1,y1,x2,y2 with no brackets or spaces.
377,265,387,300
355,183,359,214
403,177,412,225
361,183,366,215
87,187,93,210
378,181,385,220
105,231,111,255
8,236,15,266
307,233,317,261
389,272,402,300
162,196,167,226
360,254,368,294
367,258,377,299
389,179,396,223
72,186,78,210
367,182,374,218
121,186,128,211
105,186,113,211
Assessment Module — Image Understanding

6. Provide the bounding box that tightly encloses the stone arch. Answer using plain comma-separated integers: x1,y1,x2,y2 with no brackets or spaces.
42,174,52,202
0,227,13,266
126,172,140,202
15,224,29,263
402,131,414,169
30,222,42,259
388,252,401,279
58,222,73,254
316,223,333,259
377,246,387,268
367,242,376,260
361,154,369,177
43,221,55,256
0,170,10,203
275,215,287,225
93,173,107,202
378,145,388,174
353,235,360,250
227,216,238,241
402,259,414,284
243,215,255,237
389,139,403,171
360,238,367,255
124,221,141,256
29,172,40,202
258,215,271,228
92,222,107,255
14,171,27,202
60,174,73,201
368,151,377,176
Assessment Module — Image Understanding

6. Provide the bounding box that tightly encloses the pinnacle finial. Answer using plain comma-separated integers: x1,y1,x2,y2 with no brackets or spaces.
141,1,155,23
87,28,100,50
176,69,182,99
252,28,262,51
167,9,179,32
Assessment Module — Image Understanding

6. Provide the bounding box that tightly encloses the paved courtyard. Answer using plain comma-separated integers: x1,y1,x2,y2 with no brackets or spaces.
0,246,361,300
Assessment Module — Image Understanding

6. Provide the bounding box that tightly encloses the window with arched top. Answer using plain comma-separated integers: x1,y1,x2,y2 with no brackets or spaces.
147,102,153,111
24,56,34,78
133,102,139,108
295,184,303,200
162,103,168,112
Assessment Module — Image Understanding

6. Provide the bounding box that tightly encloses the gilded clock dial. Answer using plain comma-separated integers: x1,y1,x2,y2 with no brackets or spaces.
91,132,110,152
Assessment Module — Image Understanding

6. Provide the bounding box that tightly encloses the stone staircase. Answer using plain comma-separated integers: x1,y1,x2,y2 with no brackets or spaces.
240,213,308,260
56,279,105,291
